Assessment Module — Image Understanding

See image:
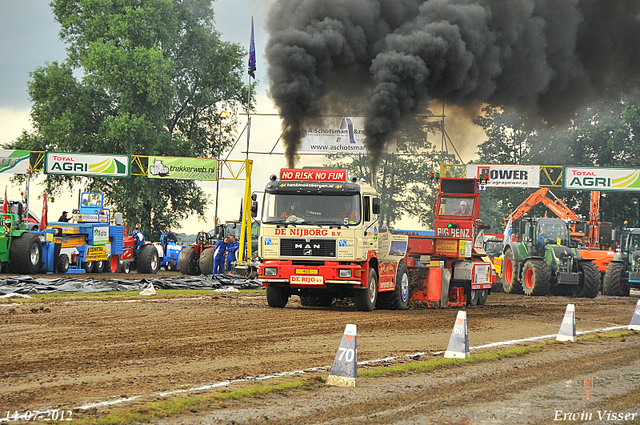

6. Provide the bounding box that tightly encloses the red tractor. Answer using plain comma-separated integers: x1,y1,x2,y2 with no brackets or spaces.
178,231,216,275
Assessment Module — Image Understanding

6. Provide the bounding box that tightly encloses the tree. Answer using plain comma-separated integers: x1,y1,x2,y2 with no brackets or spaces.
6,0,248,240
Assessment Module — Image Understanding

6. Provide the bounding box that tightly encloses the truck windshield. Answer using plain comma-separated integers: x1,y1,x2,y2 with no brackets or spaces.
438,196,474,216
262,193,361,226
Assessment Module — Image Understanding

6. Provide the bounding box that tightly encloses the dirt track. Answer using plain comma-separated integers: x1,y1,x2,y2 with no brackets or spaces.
1,276,640,423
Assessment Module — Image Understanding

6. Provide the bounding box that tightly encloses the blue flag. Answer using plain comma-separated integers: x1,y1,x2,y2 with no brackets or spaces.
248,17,256,78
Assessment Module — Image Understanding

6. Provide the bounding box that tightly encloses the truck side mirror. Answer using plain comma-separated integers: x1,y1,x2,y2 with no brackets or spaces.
251,201,258,218
372,198,381,215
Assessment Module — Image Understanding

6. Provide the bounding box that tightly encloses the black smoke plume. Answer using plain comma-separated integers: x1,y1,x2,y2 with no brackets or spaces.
266,0,640,169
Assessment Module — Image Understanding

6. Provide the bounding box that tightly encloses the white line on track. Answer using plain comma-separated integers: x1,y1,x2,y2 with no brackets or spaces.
71,324,631,412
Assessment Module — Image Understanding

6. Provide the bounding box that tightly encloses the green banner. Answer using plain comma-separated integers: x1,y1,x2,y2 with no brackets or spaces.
0,149,30,174
148,156,217,181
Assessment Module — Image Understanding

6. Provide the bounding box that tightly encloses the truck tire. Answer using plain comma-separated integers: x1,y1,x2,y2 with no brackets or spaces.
469,288,479,306
137,244,159,274
502,249,523,294
522,259,550,296
178,246,199,275
574,261,600,298
300,296,333,307
478,289,489,305
94,261,105,273
377,262,410,310
266,286,289,308
10,233,42,274
57,254,70,274
354,267,378,311
602,262,629,296
82,261,95,273
199,247,214,275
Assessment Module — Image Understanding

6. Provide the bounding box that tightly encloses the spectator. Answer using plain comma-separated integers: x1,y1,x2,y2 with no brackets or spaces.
226,235,239,273
58,211,70,222
213,236,228,275
132,224,144,255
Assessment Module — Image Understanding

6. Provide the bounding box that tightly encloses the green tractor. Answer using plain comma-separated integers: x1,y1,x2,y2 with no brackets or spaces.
602,226,640,296
502,217,599,297
1,212,43,274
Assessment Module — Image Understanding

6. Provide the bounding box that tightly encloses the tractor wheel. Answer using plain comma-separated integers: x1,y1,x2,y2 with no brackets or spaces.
478,289,489,305
377,262,410,310
354,267,378,311
178,246,199,275
300,296,333,307
82,261,95,273
122,262,131,274
522,259,551,296
107,255,119,273
502,249,523,294
57,254,70,274
469,288,480,306
574,261,600,298
137,244,159,274
199,247,214,276
266,286,289,308
10,233,42,274
602,262,629,296
94,261,105,273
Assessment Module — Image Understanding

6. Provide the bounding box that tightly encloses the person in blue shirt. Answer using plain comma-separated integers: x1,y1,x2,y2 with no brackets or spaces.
132,224,144,255
213,236,228,275
226,235,239,273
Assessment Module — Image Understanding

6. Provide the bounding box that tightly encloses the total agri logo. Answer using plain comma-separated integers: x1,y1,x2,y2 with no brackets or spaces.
45,153,130,177
565,167,640,191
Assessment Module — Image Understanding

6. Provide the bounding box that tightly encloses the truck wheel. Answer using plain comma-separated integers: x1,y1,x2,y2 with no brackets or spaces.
574,261,600,298
354,267,378,311
522,259,550,296
377,262,410,310
502,249,523,294
602,262,629,296
82,261,95,273
10,233,42,274
178,246,199,275
300,296,333,307
469,289,479,306
57,253,70,274
266,286,289,308
199,247,214,275
137,244,159,274
478,289,489,305
94,261,105,273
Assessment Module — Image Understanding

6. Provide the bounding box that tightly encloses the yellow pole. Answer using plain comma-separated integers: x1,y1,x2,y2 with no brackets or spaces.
239,159,253,262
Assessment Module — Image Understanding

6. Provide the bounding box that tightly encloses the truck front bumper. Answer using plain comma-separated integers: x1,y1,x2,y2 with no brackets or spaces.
259,261,365,288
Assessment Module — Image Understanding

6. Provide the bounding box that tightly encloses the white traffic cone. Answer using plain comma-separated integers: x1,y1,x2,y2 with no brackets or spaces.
326,324,357,387
629,299,640,331
444,311,470,359
556,303,576,342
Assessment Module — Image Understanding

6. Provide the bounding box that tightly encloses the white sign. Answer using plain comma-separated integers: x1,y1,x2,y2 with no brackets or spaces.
563,166,640,192
0,150,30,174
44,152,131,178
299,117,367,153
466,164,540,188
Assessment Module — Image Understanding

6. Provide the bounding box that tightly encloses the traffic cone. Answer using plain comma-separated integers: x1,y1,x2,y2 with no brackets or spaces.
444,311,470,359
556,303,576,342
629,299,640,331
326,324,357,387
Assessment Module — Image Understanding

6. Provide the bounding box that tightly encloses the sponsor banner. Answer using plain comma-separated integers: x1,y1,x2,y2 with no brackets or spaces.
0,150,30,174
466,164,540,188
45,152,130,178
299,117,367,153
280,168,347,182
148,156,217,180
563,166,640,192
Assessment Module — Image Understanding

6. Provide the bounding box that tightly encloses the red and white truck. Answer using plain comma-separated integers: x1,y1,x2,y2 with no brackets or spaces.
258,169,495,310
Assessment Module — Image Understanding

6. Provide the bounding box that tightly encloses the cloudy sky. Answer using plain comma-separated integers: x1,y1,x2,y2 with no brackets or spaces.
0,0,479,235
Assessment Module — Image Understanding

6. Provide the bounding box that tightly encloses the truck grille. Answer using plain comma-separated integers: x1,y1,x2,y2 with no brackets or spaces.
280,238,337,258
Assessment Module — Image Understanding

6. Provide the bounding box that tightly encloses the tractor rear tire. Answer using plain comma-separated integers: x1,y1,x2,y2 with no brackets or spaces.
137,244,159,274
354,267,378,311
300,296,333,307
602,262,629,296
199,247,214,275
266,286,289,308
178,246,199,275
57,254,70,274
10,233,42,274
82,261,95,273
377,262,410,310
522,259,551,296
502,249,523,294
574,261,600,298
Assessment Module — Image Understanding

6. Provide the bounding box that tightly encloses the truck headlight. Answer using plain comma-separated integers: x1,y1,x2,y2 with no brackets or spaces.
264,267,278,276
338,269,352,278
